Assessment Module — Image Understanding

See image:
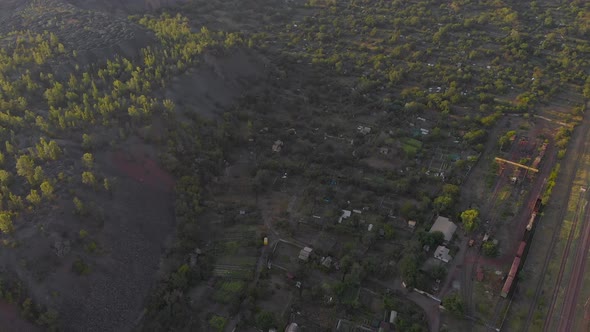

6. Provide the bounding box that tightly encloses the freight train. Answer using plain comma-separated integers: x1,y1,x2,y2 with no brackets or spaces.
501,242,524,298
526,198,542,231
500,197,542,298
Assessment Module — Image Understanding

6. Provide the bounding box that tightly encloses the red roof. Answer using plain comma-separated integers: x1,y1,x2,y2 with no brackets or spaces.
509,257,521,278
516,241,526,258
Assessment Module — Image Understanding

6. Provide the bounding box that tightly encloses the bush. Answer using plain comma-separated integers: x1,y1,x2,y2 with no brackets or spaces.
209,315,227,332
482,241,498,257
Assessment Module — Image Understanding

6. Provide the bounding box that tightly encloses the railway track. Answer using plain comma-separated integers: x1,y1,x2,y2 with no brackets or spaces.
543,190,585,331
557,194,590,331
522,112,590,332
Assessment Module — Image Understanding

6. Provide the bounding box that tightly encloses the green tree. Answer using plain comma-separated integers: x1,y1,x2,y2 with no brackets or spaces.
33,166,45,185
209,315,227,332
255,311,276,330
399,254,419,287
460,209,479,232
82,153,93,169
0,170,11,185
433,195,453,213
81,171,96,186
0,212,13,233
26,190,41,206
36,308,59,331
40,181,54,199
383,223,395,240
16,155,35,183
82,134,93,151
73,197,85,215
483,241,498,257
443,293,464,317
498,131,517,151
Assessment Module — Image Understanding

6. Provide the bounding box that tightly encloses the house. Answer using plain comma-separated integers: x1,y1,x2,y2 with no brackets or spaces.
429,216,457,243
339,210,352,223
434,245,452,263
298,247,313,261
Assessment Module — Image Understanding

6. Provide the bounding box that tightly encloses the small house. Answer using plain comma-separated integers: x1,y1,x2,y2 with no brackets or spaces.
429,216,457,243
434,245,452,263
298,247,313,261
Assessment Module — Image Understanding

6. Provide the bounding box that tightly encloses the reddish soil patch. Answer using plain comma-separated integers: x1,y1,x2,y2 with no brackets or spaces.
111,151,175,192
0,300,40,332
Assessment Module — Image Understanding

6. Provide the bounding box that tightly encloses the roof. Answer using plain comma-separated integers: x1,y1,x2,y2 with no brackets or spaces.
285,323,299,332
429,216,457,242
434,245,452,263
298,247,313,261
408,220,417,228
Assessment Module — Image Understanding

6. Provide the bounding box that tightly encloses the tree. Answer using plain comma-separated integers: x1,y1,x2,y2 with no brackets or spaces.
460,209,479,232
498,130,517,151
255,311,276,330
433,195,453,213
73,197,85,215
443,293,464,316
399,254,419,287
26,190,41,206
0,170,11,185
81,171,96,186
16,155,35,182
383,223,395,240
482,241,498,257
40,181,54,199
418,231,444,248
82,153,93,169
82,134,93,151
209,315,226,332
0,212,13,233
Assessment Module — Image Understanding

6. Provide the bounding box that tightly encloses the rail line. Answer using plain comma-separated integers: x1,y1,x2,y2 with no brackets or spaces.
522,112,590,331
557,194,590,331
543,190,585,331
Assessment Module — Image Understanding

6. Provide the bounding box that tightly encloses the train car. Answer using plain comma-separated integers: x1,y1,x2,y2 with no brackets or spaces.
500,275,514,298
527,198,543,231
509,256,521,278
533,197,542,213
526,212,537,231
516,241,526,258
501,256,522,298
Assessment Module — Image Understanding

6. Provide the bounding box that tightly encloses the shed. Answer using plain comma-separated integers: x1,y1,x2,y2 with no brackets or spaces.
429,216,457,242
298,247,313,261
389,310,397,323
338,210,352,223
285,323,299,332
408,220,417,229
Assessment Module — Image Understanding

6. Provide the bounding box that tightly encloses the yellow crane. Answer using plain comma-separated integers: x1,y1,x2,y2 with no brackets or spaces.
494,157,539,173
